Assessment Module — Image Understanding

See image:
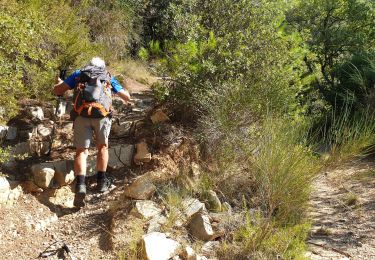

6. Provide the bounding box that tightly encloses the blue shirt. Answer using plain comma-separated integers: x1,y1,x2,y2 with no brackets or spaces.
64,70,123,94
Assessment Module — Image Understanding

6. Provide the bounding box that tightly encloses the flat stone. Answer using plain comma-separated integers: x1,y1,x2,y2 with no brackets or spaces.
188,213,214,241
134,141,152,165
141,232,181,260
150,110,170,124
124,176,156,200
53,160,75,186
0,176,10,204
12,142,30,155
31,164,55,189
132,200,162,219
182,198,206,220
108,144,134,168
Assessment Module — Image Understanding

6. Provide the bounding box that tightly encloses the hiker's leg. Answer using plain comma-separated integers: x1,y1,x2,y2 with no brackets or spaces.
73,116,93,176
96,144,108,172
74,148,89,176
92,117,111,171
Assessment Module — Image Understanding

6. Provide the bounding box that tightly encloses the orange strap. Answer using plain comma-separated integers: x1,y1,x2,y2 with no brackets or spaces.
76,102,110,117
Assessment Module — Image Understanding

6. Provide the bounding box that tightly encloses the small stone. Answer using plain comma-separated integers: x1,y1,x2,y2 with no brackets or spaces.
53,160,75,186
134,141,152,165
204,190,222,212
150,110,170,124
6,126,17,140
132,200,162,219
201,241,220,257
182,246,196,260
37,124,52,137
190,163,201,176
31,164,55,189
29,106,44,121
0,176,11,204
124,176,156,200
141,232,181,260
147,215,167,233
0,125,8,139
188,213,214,241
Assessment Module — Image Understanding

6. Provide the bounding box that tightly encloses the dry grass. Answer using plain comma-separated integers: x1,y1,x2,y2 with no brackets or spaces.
110,59,156,85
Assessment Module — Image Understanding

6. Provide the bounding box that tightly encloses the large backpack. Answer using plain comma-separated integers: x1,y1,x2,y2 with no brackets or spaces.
71,65,112,119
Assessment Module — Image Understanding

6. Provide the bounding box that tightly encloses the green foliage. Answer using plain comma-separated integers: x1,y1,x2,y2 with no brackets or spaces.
219,213,310,259
287,0,375,112
162,0,303,120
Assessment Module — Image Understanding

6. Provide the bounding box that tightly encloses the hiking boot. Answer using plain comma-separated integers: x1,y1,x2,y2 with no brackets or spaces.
73,183,86,208
97,176,113,193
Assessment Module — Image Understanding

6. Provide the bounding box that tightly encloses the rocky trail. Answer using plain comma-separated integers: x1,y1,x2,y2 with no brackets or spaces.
307,156,375,260
0,78,229,260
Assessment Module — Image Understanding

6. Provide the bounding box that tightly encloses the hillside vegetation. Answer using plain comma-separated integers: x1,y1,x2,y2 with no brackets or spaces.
1,0,375,258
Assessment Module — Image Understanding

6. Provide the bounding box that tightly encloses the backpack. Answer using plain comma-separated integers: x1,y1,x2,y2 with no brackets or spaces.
70,65,112,120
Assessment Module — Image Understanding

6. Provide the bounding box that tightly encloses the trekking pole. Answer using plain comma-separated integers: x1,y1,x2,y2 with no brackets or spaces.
47,69,67,156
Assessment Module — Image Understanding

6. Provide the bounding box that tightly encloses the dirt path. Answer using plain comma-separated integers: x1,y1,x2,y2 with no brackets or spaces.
307,156,375,259
0,79,153,259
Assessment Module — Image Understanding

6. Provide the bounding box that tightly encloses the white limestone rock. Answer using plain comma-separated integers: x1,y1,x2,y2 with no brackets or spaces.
141,232,181,260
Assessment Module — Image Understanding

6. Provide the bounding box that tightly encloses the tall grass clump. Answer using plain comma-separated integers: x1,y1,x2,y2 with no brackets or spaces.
250,118,321,225
320,106,375,166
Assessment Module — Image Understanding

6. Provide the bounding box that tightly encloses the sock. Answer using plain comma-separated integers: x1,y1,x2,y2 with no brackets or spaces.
97,171,106,180
76,175,86,185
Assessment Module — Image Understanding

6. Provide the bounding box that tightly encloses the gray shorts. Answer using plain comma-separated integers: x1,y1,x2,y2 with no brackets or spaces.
73,116,111,149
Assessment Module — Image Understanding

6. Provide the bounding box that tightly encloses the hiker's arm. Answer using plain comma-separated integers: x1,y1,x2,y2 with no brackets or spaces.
116,89,131,103
53,82,70,96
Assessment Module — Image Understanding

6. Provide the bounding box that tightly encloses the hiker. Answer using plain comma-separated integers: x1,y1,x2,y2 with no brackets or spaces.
53,57,131,207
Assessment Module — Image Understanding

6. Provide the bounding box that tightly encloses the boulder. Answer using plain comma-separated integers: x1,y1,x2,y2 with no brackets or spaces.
134,141,152,165
124,176,156,200
53,160,75,186
29,106,44,121
150,110,170,124
0,176,10,204
182,198,206,220
141,232,181,260
188,213,214,241
147,214,167,233
31,163,55,189
132,200,162,219
108,144,134,168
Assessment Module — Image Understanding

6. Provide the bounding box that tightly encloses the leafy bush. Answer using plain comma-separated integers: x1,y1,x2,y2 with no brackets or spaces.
161,0,304,121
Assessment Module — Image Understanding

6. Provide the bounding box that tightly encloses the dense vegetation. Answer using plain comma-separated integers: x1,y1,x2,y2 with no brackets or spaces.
1,0,374,258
